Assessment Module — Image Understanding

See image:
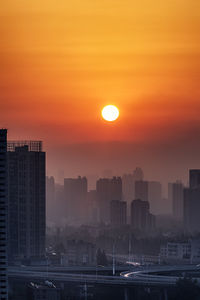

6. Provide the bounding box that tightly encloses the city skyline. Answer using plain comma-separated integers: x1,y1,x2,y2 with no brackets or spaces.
1,1,200,186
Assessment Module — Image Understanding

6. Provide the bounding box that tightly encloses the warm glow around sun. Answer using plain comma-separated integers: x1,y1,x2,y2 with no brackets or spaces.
101,105,119,122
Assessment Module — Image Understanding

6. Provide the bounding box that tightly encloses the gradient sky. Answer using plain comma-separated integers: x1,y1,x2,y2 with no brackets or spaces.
1,0,200,185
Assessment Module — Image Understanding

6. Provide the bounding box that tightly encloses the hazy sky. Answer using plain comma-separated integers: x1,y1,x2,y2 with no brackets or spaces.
1,0,200,185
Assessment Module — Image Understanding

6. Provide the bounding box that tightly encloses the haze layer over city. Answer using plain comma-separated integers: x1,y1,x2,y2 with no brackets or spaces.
1,0,200,300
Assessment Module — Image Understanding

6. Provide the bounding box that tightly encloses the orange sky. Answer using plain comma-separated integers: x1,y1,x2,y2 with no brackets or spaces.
1,0,200,181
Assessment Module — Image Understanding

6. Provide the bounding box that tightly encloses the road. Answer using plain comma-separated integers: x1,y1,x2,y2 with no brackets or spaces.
8,264,200,287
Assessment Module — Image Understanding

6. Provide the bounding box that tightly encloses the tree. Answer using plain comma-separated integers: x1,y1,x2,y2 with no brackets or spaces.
172,277,200,300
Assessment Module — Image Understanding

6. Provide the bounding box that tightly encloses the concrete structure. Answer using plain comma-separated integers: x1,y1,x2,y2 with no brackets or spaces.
135,180,148,202
28,281,61,300
184,170,200,233
160,239,200,263
160,242,191,261
110,200,127,226
64,176,87,224
87,190,98,224
0,129,8,300
46,176,56,224
189,169,200,189
131,199,155,231
168,181,184,221
7,141,46,262
148,181,162,215
96,177,122,223
133,167,144,181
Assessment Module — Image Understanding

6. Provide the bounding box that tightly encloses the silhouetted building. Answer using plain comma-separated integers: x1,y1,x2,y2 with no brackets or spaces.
64,176,87,224
189,169,200,189
46,176,55,224
96,177,122,223
28,281,61,300
135,180,148,202
184,170,200,233
148,181,162,215
133,167,144,181
0,129,8,300
7,141,46,262
131,199,155,231
110,200,127,226
55,183,65,225
171,181,184,221
122,173,134,218
87,190,98,224
168,183,173,215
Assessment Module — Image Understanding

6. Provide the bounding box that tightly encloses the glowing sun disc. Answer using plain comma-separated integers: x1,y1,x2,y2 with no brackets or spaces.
101,105,119,122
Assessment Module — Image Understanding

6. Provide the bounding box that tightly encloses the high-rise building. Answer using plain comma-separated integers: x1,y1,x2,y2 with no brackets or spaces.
148,181,162,215
7,141,46,262
135,180,148,202
184,170,200,233
0,129,8,300
96,176,122,223
110,200,127,226
189,170,200,189
64,176,87,224
122,173,135,202
133,167,144,181
131,199,155,231
46,176,55,224
170,181,184,221
87,190,98,224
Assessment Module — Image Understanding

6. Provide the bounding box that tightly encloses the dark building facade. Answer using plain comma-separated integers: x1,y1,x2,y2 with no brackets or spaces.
96,177,122,224
148,181,162,215
110,200,127,226
131,199,155,232
7,141,46,262
64,176,87,224
135,180,148,202
0,129,8,300
184,170,200,233
171,181,184,221
46,176,56,224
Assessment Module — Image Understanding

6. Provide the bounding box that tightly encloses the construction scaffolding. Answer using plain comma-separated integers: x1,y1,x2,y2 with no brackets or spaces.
7,141,42,152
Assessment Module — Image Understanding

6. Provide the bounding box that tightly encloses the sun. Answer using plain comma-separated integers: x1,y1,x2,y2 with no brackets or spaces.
101,105,119,122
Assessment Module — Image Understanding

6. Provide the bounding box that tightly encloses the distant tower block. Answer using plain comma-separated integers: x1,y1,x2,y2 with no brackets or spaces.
0,129,8,300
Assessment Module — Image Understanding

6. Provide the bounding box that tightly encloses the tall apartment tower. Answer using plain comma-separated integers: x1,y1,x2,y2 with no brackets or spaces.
7,141,46,262
131,199,155,232
170,181,184,221
184,170,200,232
148,181,162,215
0,129,8,300
64,176,87,224
96,176,122,224
135,180,148,202
110,200,127,227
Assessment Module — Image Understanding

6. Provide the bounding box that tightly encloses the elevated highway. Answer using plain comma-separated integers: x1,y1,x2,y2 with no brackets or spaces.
8,264,200,287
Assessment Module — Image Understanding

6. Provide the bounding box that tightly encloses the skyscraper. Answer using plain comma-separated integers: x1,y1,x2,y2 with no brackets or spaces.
46,176,56,224
148,181,162,215
170,181,184,221
0,129,8,300
189,170,200,189
96,176,122,223
135,180,148,202
110,200,127,226
7,141,46,262
131,199,155,232
64,176,87,224
184,170,200,232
